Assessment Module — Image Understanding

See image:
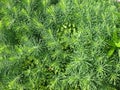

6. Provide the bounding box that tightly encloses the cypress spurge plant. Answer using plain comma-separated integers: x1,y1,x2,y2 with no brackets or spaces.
0,0,120,90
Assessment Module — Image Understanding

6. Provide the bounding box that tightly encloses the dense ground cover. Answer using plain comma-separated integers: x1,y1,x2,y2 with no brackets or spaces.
0,0,120,90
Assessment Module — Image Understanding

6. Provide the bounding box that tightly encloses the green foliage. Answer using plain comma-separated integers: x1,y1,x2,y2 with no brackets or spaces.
0,0,120,90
